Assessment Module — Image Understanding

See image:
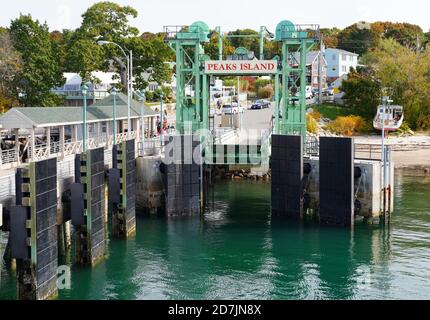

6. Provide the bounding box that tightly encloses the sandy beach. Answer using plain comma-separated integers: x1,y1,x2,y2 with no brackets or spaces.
354,134,430,169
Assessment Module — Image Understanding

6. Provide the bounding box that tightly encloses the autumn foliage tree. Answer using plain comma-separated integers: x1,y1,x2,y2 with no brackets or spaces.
0,29,21,112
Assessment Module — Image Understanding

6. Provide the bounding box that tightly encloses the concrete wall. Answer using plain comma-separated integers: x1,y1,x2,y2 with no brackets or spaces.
136,156,164,212
303,158,394,219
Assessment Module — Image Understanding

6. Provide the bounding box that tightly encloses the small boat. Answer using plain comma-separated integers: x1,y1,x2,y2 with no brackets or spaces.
373,104,404,131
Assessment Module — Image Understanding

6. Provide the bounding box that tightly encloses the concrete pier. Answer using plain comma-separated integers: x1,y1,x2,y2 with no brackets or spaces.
271,136,394,226
111,140,136,238
74,148,106,266
11,159,58,300
136,156,164,214
163,135,202,216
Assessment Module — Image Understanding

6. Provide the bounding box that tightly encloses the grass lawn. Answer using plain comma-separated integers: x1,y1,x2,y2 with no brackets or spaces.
145,102,161,107
314,104,355,120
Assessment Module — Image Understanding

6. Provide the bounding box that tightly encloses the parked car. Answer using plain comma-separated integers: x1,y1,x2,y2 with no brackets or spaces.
251,99,271,110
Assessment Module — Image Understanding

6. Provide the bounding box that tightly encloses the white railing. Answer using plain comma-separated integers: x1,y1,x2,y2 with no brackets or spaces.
213,128,236,144
137,138,163,157
1,131,143,169
1,149,18,166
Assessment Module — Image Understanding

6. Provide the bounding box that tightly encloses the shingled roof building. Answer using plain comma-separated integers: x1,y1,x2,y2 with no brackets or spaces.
0,93,158,167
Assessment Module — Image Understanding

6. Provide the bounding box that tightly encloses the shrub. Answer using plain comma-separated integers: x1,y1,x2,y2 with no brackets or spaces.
306,113,318,134
310,110,322,121
257,84,274,99
397,121,415,136
325,115,364,136
145,91,154,102
416,114,430,131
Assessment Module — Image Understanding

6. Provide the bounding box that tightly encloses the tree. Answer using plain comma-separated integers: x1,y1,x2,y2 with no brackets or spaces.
203,32,234,59
128,33,173,90
66,38,104,81
79,1,139,41
0,29,22,112
340,66,381,120
320,28,341,48
65,2,139,86
371,22,423,49
337,22,380,55
364,38,430,129
227,29,260,54
65,2,172,92
9,14,65,107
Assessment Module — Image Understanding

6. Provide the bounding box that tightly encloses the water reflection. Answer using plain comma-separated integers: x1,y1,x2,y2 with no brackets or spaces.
1,173,430,300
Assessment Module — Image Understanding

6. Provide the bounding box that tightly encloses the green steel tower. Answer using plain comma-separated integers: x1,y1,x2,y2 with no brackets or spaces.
274,21,318,138
165,21,211,134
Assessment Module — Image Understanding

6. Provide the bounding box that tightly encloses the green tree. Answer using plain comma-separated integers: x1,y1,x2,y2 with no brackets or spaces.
364,38,430,129
65,2,138,85
67,38,104,81
203,32,234,59
65,2,172,92
128,33,173,91
79,1,139,41
340,66,381,119
227,29,260,54
10,14,65,107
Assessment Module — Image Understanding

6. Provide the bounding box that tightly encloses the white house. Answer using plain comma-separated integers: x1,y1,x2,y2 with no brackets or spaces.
324,48,359,79
52,71,120,106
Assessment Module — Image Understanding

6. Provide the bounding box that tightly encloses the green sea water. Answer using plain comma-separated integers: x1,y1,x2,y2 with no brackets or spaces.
1,171,430,299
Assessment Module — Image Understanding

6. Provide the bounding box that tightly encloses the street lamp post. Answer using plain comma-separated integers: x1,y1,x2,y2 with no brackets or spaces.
112,87,118,145
81,84,89,152
97,40,132,136
135,90,146,156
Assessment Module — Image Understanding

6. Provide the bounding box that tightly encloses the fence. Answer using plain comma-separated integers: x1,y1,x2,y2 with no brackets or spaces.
1,131,141,169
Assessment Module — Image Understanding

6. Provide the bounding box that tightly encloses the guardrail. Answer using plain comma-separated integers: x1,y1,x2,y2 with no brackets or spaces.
1,131,143,169
213,128,237,144
355,144,384,161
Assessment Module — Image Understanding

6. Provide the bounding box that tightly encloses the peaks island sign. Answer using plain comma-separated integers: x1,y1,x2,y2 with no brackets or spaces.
204,60,278,75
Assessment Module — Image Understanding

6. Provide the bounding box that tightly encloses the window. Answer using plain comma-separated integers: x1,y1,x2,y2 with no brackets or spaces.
342,54,347,61
349,55,354,62
342,66,347,73
332,54,336,61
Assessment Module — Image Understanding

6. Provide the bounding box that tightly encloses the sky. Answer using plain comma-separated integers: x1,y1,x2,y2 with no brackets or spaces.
0,0,429,33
